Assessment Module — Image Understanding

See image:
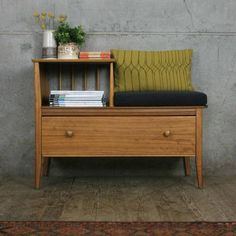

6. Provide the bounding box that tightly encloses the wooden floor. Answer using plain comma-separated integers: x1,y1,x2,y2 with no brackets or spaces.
0,176,236,221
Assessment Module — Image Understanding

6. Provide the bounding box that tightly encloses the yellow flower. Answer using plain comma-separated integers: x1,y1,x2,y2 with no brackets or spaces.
40,15,46,20
59,14,65,18
41,24,46,30
58,14,67,23
48,12,55,18
41,12,47,17
33,11,39,17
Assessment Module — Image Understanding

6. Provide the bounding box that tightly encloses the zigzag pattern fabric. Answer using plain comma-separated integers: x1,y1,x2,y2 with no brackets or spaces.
111,49,193,92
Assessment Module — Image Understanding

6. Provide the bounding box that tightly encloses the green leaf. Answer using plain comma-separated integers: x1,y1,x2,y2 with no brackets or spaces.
54,22,86,46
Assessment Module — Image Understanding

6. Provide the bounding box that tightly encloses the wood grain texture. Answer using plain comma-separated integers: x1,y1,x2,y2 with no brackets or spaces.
58,64,62,90
109,62,114,107
34,62,42,189
32,59,115,63
196,108,203,188
32,59,205,189
70,64,75,90
83,65,88,90
42,116,195,156
96,66,100,90
42,107,198,117
43,157,51,176
40,64,49,105
183,157,191,176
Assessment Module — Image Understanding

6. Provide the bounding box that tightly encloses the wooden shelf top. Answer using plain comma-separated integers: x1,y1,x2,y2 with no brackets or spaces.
32,58,115,63
41,106,206,117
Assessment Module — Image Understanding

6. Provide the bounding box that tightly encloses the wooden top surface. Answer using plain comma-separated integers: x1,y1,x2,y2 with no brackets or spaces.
42,106,206,116
32,58,115,63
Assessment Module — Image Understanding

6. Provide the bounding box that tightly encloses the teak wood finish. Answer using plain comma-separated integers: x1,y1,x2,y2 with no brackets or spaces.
33,58,205,189
42,116,195,156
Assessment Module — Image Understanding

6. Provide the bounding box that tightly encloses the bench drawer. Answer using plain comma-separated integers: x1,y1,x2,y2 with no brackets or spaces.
42,116,196,156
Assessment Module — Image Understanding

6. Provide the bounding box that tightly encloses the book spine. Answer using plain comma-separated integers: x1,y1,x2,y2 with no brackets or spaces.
50,90,104,95
55,101,104,104
80,52,110,55
50,104,104,107
79,52,111,59
57,98,103,101
79,56,111,59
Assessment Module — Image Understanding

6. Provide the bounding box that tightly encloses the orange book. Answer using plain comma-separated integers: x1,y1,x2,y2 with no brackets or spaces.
80,51,111,58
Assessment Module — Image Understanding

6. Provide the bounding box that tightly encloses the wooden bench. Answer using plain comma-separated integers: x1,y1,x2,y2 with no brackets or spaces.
33,57,206,189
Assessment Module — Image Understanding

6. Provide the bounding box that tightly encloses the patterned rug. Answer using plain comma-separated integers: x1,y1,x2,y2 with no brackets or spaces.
0,221,236,236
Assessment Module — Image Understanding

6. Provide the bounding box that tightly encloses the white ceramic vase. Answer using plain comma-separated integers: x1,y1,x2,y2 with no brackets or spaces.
42,30,57,59
58,43,79,59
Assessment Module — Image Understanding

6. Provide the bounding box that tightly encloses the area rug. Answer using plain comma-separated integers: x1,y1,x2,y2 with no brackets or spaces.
0,221,236,236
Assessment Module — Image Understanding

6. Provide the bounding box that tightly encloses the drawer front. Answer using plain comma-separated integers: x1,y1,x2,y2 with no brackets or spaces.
42,116,195,156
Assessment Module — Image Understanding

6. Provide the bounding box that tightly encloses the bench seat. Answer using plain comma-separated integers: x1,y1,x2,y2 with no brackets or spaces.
114,91,207,107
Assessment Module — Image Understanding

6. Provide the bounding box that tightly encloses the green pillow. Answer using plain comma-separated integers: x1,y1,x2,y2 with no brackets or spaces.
111,49,193,92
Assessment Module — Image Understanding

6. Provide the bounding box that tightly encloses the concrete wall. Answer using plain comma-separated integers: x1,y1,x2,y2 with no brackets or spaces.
0,0,235,176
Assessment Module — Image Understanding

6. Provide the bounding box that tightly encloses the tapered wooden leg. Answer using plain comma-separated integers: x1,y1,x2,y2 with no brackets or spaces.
34,62,42,189
183,157,191,176
196,108,203,189
43,157,51,176
35,153,42,189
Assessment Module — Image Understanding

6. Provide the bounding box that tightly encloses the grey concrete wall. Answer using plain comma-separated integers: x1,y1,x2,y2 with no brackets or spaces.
0,0,235,176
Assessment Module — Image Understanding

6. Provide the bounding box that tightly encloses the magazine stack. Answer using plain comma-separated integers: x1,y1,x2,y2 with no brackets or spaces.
49,90,106,107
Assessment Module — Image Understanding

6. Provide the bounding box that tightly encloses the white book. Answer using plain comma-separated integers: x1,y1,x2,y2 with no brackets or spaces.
56,101,103,105
62,94,103,97
52,104,104,107
57,97,103,101
50,90,104,96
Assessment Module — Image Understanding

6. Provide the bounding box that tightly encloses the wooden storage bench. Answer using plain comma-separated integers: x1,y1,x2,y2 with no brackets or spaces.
33,58,206,189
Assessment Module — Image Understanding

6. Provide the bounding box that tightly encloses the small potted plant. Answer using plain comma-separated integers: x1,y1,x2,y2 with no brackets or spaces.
54,22,86,59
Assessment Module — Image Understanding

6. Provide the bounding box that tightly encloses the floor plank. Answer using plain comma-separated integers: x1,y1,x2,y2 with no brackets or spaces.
0,176,236,221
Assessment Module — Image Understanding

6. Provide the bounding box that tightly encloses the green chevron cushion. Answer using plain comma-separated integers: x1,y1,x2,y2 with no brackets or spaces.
111,49,193,92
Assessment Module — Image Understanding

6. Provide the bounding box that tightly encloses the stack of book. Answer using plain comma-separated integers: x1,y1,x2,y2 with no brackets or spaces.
49,90,106,107
79,51,111,59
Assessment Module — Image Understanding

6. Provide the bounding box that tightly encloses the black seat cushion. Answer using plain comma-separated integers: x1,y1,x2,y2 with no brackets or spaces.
114,91,207,106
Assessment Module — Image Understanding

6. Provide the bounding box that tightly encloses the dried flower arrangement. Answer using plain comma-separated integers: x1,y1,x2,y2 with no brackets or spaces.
33,11,67,30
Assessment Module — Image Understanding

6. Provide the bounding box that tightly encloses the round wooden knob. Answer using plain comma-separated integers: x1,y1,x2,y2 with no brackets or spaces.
163,130,171,137
65,130,74,137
